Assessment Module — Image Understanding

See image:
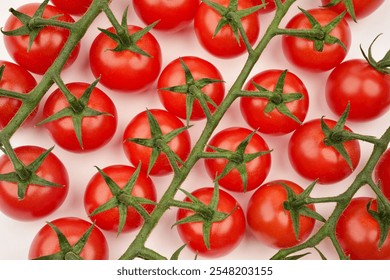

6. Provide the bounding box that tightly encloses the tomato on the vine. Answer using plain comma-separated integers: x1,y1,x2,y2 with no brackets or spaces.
0,60,38,128
176,187,246,257
240,69,309,135
321,0,384,20
194,0,260,58
84,165,157,233
89,25,162,92
281,8,351,72
375,149,390,201
50,0,93,15
3,3,80,75
28,217,109,260
157,56,225,121
133,0,200,32
246,180,316,248
0,146,69,221
325,59,390,121
204,127,271,192
41,82,118,153
288,118,360,184
336,197,390,260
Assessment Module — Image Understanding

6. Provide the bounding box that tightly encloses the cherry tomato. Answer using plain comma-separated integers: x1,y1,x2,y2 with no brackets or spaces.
0,60,38,128
28,217,109,260
51,0,93,15
321,0,384,20
84,165,157,233
240,69,309,135
0,146,69,221
41,82,118,153
325,59,390,121
176,187,246,257
204,127,271,192
194,0,260,58
288,118,360,184
375,149,390,201
89,25,162,92
133,0,200,32
3,3,80,75
247,180,316,248
122,109,191,176
157,56,225,121
282,8,351,72
336,197,390,260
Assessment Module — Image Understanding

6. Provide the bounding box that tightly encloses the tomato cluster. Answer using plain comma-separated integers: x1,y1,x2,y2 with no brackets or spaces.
0,0,389,260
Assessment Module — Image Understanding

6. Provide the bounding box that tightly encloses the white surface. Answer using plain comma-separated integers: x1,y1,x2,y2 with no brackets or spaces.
0,0,389,260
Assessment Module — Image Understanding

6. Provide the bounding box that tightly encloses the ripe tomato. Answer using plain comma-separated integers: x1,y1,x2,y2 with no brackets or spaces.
336,197,390,259
0,60,38,128
246,180,316,248
281,8,351,72
41,82,118,153
176,187,246,257
194,0,260,58
122,109,191,176
375,149,390,201
0,146,69,221
288,118,360,184
157,56,225,121
89,25,162,92
28,217,109,260
204,127,271,192
325,59,390,121
84,165,157,233
133,0,200,32
50,0,93,15
321,0,384,20
3,3,80,75
240,69,309,135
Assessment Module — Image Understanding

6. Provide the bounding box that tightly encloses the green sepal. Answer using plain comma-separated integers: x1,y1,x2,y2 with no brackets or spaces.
283,252,311,260
322,0,357,22
314,246,328,260
170,244,187,260
366,195,390,249
360,34,390,75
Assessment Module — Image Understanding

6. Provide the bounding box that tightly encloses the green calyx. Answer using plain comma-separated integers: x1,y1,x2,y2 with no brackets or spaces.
322,0,357,22
361,34,390,75
366,195,390,249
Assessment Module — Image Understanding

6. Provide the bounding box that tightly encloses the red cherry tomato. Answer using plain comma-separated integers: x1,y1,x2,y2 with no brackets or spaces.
0,146,69,221
84,165,157,233
204,127,271,192
375,149,390,201
321,0,384,20
50,0,93,15
176,187,246,257
336,197,390,260
3,3,80,75
288,118,361,184
29,217,109,260
41,82,118,153
0,60,38,128
247,180,316,248
282,8,351,72
157,56,225,121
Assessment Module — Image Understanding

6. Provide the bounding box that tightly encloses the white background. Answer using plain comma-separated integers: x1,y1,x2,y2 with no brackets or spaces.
0,0,389,260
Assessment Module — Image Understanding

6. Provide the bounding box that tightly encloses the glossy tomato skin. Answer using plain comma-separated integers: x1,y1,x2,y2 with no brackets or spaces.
3,3,80,75
51,0,93,15
122,109,191,176
176,187,246,257
158,56,225,120
375,149,390,201
0,146,69,221
84,165,157,233
321,0,384,20
0,60,38,128
89,25,162,92
133,0,200,32
194,0,260,58
42,82,118,153
336,197,390,260
325,59,390,121
204,127,271,192
282,8,351,72
28,217,109,260
247,180,316,248
240,69,309,135
288,119,360,184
